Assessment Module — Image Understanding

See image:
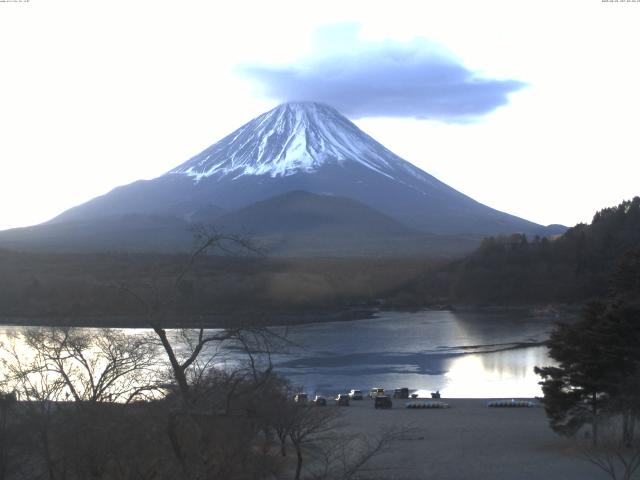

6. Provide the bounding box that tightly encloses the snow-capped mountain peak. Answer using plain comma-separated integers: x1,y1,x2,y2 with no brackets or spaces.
168,102,414,181
29,100,550,248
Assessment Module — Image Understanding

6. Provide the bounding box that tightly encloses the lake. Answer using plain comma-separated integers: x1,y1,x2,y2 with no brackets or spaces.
268,309,565,398
0,308,568,399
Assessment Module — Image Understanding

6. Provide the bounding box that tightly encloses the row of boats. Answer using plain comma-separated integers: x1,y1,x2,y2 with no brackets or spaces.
294,387,441,408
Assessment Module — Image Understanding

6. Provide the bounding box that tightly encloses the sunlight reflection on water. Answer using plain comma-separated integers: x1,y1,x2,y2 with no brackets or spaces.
267,309,561,398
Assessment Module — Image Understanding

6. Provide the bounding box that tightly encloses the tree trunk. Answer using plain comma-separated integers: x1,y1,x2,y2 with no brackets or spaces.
294,444,303,480
154,328,190,402
41,427,57,480
623,410,637,447
261,427,271,456
592,392,598,447
280,437,287,457
0,401,7,480
167,410,187,473
623,411,631,447
276,429,287,456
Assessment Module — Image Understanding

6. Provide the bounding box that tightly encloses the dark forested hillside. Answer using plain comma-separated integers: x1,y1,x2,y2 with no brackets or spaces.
0,249,440,325
439,197,640,304
1,198,637,326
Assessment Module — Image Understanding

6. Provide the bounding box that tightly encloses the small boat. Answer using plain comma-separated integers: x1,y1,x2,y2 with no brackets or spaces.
405,401,449,409
487,399,537,408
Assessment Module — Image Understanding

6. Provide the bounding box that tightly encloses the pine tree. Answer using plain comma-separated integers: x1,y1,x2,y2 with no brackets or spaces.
535,303,613,444
536,302,640,445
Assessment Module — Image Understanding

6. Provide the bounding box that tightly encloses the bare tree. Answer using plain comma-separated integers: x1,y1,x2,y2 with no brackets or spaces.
2,334,71,480
581,420,640,480
287,406,341,480
0,327,165,480
305,426,411,480
116,226,270,404
10,327,161,404
112,227,304,478
263,385,297,458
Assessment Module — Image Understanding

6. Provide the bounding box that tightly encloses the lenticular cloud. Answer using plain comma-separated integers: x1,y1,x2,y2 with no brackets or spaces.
239,24,525,123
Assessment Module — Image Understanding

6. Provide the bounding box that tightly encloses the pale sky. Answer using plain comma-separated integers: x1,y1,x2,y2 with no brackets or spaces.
1,0,638,231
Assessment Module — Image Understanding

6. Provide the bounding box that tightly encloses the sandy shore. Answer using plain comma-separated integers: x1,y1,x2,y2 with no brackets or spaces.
332,398,606,480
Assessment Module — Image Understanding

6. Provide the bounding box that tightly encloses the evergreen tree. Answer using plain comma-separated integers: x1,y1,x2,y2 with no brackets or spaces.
535,303,613,444
536,302,640,445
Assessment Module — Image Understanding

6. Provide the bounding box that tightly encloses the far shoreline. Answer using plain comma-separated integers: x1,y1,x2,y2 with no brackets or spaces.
0,303,582,329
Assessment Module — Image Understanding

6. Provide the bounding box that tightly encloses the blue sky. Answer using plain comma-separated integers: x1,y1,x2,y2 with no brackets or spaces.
0,0,638,230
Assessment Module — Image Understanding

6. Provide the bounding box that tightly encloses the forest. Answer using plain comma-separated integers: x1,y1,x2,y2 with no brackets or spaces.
0,197,638,326
441,196,640,304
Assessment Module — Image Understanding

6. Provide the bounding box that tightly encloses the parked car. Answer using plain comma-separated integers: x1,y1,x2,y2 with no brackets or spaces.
374,395,393,409
335,394,350,406
294,393,308,404
369,387,385,399
349,389,363,400
393,388,409,399
314,395,327,406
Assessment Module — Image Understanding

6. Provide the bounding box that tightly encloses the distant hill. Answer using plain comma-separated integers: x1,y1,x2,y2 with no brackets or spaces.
0,191,478,257
211,190,478,256
0,214,196,253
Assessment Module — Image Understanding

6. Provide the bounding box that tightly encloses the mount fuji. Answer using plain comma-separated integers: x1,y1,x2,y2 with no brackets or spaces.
0,102,563,255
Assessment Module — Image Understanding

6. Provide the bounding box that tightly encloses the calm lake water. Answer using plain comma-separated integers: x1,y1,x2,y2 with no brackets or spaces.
267,309,565,398
1,308,568,399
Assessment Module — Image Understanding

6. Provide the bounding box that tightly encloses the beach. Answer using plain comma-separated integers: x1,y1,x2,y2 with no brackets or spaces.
332,398,606,480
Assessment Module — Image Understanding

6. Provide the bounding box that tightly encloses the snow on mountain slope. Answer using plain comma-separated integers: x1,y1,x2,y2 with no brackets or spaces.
168,102,431,185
